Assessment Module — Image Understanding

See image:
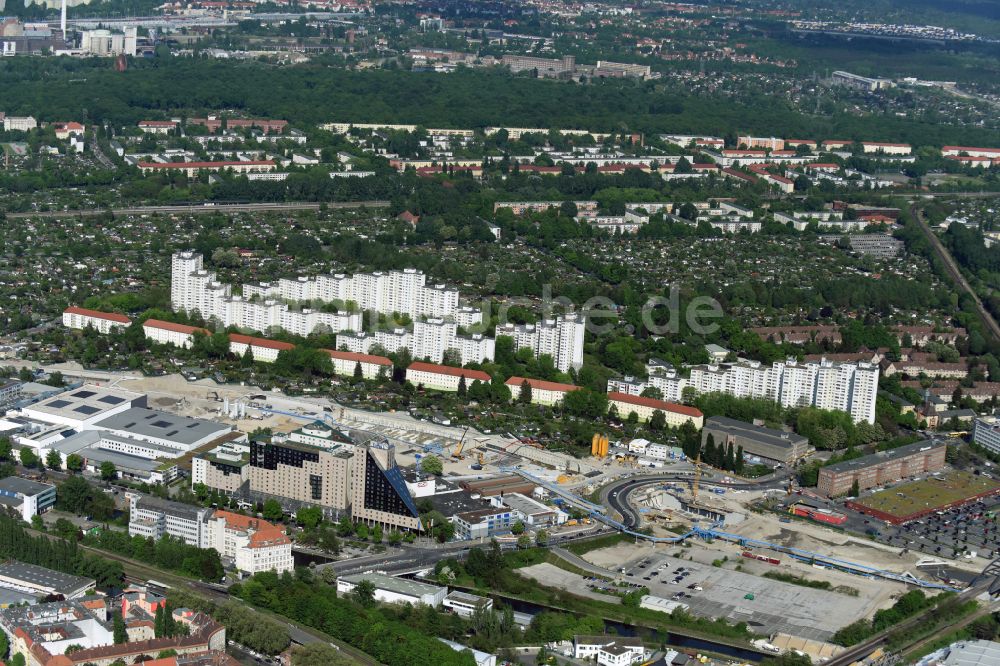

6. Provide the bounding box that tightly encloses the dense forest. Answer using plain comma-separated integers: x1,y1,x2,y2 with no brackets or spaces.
2,58,1000,146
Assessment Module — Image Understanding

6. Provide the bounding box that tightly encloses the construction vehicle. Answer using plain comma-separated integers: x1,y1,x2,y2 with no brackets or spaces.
451,427,470,460
470,451,486,471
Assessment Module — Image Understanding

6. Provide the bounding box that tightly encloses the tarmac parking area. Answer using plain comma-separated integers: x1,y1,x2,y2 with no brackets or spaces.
619,552,880,642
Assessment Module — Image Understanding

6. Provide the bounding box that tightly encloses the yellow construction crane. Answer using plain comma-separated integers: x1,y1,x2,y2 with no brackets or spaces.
452,427,470,459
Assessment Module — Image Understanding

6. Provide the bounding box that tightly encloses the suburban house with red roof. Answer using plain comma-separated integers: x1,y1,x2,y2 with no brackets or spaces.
143,319,211,349
504,376,580,406
202,510,293,575
323,349,393,379
607,392,705,428
62,306,131,334
228,333,294,363
52,121,85,139
0,596,230,666
406,362,490,392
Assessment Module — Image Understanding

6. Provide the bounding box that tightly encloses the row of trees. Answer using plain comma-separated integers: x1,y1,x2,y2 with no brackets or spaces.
832,590,938,646
233,569,478,666
0,514,123,588
82,529,224,582
165,587,292,656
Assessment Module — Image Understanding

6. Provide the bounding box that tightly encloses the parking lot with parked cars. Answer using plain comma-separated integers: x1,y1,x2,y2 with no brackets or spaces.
866,497,1000,563
614,549,874,642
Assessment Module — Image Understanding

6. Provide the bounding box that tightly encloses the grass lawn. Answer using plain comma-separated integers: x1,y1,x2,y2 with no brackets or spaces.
857,470,1000,519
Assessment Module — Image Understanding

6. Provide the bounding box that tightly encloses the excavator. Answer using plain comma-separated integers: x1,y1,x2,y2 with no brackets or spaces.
470,451,486,471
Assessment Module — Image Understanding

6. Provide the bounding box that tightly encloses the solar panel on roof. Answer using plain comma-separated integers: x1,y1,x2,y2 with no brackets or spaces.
47,399,71,408
74,405,99,415
71,390,96,398
98,395,125,405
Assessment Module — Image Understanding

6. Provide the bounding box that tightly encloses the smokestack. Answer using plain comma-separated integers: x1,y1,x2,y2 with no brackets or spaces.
60,0,67,41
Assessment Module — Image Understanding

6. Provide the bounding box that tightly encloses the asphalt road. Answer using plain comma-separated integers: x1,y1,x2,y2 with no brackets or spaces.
5,200,389,219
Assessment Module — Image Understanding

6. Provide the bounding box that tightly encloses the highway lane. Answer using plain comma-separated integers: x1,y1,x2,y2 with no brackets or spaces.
5,200,389,219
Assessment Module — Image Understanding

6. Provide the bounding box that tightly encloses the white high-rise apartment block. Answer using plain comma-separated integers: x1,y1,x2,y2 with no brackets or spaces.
686,357,878,423
607,359,689,402
495,313,586,372
172,251,471,344
337,319,493,365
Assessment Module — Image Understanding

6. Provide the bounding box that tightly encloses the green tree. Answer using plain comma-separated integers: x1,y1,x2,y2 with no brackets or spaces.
518,379,532,404
113,610,128,644
353,361,363,379
66,453,84,473
649,410,666,432
336,515,354,537
535,529,549,546
420,455,443,476
352,579,376,607
262,499,284,522
100,461,117,481
45,450,62,471
849,478,860,497
295,506,323,529
19,447,38,469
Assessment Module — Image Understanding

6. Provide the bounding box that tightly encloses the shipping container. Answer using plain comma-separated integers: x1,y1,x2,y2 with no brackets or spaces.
790,503,847,526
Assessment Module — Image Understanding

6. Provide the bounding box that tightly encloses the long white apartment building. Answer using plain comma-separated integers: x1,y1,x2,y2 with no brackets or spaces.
171,251,480,340
238,267,474,322
142,319,210,349
62,306,131,334
171,251,362,337
338,318,495,365
495,313,586,373
688,357,879,423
